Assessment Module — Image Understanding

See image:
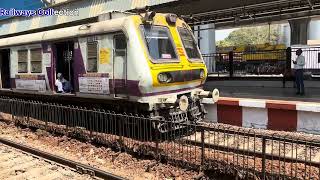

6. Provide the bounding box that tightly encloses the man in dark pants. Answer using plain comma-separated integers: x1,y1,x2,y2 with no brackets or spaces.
292,49,305,95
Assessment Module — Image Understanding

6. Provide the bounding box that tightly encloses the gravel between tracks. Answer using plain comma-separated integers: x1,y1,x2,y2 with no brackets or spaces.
2,113,320,179
0,143,95,180
0,119,199,180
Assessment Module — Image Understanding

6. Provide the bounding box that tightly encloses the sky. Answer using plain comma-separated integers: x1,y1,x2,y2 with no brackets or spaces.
1,0,44,9
215,28,236,41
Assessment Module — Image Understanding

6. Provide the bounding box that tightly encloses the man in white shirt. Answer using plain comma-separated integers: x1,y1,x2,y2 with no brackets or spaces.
292,49,305,95
55,73,64,93
55,73,73,93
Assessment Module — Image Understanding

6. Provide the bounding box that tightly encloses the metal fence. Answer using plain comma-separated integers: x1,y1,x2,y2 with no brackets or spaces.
292,46,320,75
204,46,320,77
0,97,319,179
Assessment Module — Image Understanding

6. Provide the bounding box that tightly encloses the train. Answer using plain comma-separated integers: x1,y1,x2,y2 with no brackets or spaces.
216,43,320,75
0,11,219,133
216,43,287,75
216,43,287,60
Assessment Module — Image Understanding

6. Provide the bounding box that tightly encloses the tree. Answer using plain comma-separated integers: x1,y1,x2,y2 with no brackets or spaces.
217,24,283,47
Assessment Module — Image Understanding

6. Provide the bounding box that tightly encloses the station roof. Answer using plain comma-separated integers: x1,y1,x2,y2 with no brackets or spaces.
153,0,320,28
1,0,319,38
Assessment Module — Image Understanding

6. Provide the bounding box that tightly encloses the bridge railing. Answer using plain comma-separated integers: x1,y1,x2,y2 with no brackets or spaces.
1,97,320,179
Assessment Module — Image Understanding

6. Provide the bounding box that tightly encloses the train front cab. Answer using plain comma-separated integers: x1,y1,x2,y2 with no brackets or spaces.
132,13,219,132
133,13,208,98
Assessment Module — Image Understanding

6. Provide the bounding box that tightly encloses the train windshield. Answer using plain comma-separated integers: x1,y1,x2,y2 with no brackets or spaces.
178,28,201,60
140,25,177,61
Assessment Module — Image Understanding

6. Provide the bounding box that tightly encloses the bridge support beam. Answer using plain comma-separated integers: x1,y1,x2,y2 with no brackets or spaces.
289,18,311,45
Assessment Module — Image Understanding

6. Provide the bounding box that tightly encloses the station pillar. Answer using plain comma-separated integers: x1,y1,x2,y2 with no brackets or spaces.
289,18,310,45
194,23,216,73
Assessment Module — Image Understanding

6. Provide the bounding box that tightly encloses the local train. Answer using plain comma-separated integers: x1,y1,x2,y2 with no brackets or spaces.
216,43,320,75
0,12,218,133
216,43,287,61
216,43,287,75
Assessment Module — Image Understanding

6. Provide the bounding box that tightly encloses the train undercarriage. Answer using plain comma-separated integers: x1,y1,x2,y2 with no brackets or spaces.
0,89,217,138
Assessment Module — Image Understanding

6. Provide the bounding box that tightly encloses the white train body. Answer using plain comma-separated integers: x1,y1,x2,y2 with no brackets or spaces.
0,12,218,122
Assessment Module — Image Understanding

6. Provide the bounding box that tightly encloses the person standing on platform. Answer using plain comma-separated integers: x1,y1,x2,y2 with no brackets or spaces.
292,49,305,95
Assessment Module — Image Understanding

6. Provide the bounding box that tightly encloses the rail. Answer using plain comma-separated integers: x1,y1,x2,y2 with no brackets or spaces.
0,97,319,179
0,136,125,180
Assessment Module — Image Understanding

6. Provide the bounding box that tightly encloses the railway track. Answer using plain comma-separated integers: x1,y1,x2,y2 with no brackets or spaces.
1,96,320,179
0,137,125,180
185,129,320,165
180,124,320,179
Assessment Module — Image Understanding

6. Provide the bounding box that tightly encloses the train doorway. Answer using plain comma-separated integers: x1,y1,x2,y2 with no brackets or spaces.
54,41,74,93
0,49,11,89
113,33,127,98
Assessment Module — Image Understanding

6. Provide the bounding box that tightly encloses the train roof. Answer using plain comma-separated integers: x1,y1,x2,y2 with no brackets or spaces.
0,12,132,48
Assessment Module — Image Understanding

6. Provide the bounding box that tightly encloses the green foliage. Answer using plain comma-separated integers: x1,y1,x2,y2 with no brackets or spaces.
217,25,283,47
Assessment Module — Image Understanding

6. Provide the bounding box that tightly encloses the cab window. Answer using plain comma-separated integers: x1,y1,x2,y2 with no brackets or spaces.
140,25,177,62
178,28,201,60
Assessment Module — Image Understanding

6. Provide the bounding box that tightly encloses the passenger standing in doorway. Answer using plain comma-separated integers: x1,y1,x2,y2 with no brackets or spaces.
55,73,64,93
55,73,72,93
292,49,305,95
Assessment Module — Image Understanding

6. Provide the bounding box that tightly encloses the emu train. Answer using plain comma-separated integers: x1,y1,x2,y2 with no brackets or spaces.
0,12,218,132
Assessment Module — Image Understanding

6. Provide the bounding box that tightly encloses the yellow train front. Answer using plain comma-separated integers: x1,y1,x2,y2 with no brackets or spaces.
0,12,219,133
130,13,219,132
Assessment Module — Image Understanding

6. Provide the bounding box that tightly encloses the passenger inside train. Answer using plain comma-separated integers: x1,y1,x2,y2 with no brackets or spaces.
55,73,72,93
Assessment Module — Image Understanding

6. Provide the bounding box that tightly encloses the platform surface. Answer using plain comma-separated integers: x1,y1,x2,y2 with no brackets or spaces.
204,79,320,103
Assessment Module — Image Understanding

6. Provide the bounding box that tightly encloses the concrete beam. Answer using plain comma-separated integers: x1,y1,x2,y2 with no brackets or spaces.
289,18,311,45
210,8,320,29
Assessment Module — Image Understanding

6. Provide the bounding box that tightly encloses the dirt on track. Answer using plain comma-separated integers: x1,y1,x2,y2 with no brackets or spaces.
0,120,200,180
0,143,94,180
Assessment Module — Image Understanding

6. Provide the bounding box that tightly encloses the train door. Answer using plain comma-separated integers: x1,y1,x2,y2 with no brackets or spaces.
0,49,11,89
113,33,127,98
55,41,74,93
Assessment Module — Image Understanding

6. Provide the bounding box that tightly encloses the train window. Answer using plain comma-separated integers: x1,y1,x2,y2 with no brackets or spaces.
18,50,28,73
30,48,42,73
87,42,98,72
114,34,126,57
178,28,201,60
140,25,177,61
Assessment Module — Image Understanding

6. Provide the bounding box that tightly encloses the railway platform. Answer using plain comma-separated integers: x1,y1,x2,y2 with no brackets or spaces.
203,79,320,134
205,78,320,102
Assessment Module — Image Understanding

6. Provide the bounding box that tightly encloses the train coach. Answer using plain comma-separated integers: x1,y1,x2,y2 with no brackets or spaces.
0,11,218,133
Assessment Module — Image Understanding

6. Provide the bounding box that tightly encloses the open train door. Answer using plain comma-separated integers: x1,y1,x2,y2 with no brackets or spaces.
113,33,127,98
0,49,11,89
54,41,74,93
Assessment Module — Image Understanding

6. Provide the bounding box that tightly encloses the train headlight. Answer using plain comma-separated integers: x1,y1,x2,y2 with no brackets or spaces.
179,95,189,112
200,69,205,79
212,89,220,103
158,73,172,83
